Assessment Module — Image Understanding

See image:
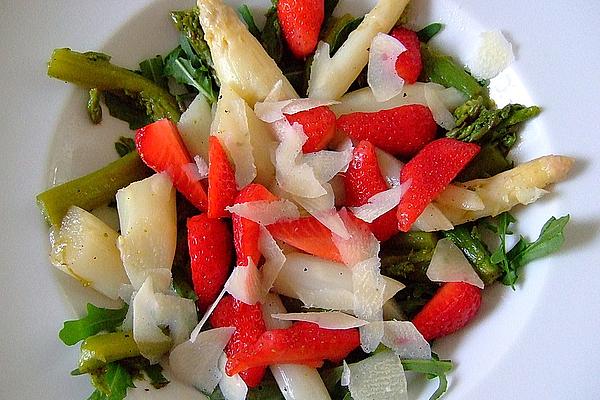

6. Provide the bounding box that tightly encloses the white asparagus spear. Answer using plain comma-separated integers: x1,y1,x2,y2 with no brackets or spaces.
197,0,298,106
261,293,332,400
435,155,574,224
308,0,410,100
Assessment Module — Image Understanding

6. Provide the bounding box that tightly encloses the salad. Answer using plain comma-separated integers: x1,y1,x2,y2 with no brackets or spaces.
36,0,574,399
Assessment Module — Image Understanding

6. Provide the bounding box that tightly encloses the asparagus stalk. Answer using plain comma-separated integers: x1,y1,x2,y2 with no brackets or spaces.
77,331,140,374
36,151,150,226
48,48,181,122
443,225,501,285
420,43,484,99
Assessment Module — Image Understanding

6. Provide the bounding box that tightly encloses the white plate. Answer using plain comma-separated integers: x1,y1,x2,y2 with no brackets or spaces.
1,0,600,399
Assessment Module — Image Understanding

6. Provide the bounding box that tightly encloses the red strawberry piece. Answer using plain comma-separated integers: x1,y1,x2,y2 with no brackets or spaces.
389,27,422,84
135,119,208,211
187,214,233,312
227,322,360,376
267,216,342,262
412,282,482,341
285,106,337,153
210,294,268,387
343,140,399,241
336,105,437,158
232,184,279,266
277,0,325,58
397,138,480,232
208,136,238,218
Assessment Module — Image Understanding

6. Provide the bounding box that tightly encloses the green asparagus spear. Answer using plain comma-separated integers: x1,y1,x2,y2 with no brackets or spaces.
447,96,541,147
420,43,484,99
36,151,150,226
456,143,513,181
382,231,439,254
87,88,102,124
443,225,502,285
47,48,180,122
171,8,214,68
77,332,141,374
380,249,433,282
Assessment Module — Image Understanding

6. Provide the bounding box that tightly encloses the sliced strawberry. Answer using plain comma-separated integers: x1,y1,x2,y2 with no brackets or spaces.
232,184,279,266
277,0,324,58
210,295,267,387
344,140,399,241
135,119,208,210
267,216,342,262
208,136,238,218
397,138,480,232
412,282,482,341
285,106,337,153
336,105,437,158
389,27,422,84
227,322,360,376
187,214,233,312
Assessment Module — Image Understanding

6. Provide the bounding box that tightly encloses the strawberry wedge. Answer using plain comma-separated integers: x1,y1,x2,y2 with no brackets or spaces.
268,216,342,262
136,119,208,210
397,138,480,231
210,295,268,387
336,105,437,158
227,322,360,376
412,282,482,341
208,136,238,218
344,140,399,241
285,106,337,153
187,214,233,312
232,184,279,266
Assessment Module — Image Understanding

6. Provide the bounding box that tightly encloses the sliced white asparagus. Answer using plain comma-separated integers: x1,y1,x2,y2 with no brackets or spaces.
116,173,177,290
435,183,485,211
178,93,212,161
272,253,404,312
212,84,258,189
331,83,466,116
50,206,129,300
424,82,456,130
196,0,297,106
261,294,332,400
308,0,410,100
435,155,574,224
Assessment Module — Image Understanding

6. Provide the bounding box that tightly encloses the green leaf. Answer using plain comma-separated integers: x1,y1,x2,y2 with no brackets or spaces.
261,5,284,63
163,38,218,104
87,88,102,124
324,15,364,56
170,8,213,67
238,4,262,38
88,362,135,400
481,214,570,287
142,363,169,389
506,215,570,280
401,357,453,400
139,56,167,89
59,303,128,346
114,136,136,158
417,22,444,43
103,91,154,130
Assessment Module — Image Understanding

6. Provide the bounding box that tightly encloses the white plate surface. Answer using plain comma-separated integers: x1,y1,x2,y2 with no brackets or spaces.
1,0,600,399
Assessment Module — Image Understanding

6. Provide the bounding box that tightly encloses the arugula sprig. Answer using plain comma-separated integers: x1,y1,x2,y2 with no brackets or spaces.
59,303,128,346
485,213,570,287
